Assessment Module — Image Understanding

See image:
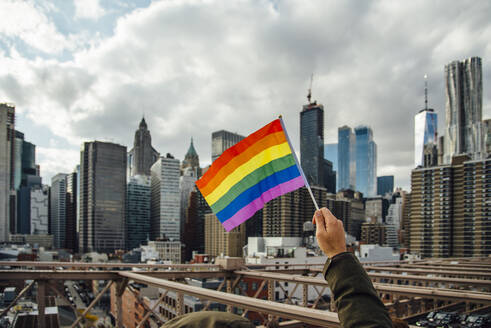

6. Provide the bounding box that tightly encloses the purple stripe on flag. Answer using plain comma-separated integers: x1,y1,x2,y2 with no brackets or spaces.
221,176,305,231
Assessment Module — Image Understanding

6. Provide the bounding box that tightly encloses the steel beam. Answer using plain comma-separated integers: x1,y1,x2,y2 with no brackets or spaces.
234,270,491,304
0,270,225,281
0,261,220,270
119,271,341,327
398,264,491,272
136,289,168,328
0,280,35,318
70,281,114,328
363,266,491,278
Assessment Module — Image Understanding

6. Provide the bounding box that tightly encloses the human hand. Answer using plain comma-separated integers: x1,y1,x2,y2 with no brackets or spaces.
312,207,347,258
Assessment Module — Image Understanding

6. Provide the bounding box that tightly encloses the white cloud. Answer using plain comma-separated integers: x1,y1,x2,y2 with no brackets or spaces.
37,147,80,183
0,0,71,54
0,0,490,190
74,0,106,20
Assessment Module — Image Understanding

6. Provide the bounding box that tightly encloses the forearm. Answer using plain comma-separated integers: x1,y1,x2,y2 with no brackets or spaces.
323,252,392,328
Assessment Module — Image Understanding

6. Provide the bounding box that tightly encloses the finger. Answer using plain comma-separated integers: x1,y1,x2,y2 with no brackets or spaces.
320,207,337,226
314,210,326,232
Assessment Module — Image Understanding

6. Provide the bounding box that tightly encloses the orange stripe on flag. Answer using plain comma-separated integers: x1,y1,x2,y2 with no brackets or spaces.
196,119,283,189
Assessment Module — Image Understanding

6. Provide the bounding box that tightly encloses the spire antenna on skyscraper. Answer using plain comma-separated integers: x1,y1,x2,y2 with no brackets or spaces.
307,73,314,104
424,74,428,110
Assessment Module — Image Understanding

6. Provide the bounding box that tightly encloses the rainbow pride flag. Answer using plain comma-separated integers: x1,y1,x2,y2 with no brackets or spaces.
196,118,305,231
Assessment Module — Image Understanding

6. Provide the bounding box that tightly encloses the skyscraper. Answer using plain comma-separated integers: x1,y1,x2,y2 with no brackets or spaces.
354,126,377,197
377,175,394,196
128,118,160,177
150,154,181,241
323,159,336,193
300,101,324,187
79,141,127,253
484,118,490,155
51,173,68,249
127,175,151,250
444,57,484,163
414,76,438,167
65,171,78,252
211,130,244,162
337,126,356,191
0,103,15,241
13,131,24,190
324,143,338,172
30,184,49,234
181,138,200,174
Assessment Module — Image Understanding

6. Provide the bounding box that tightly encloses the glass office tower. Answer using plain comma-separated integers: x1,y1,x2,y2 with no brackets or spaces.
355,126,377,197
300,102,324,187
338,126,355,190
414,110,438,167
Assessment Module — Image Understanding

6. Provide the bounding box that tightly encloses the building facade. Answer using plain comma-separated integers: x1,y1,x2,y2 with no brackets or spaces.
324,143,338,172
337,126,356,191
484,118,491,155
30,185,49,234
205,213,245,257
263,186,326,238
410,155,490,257
444,57,484,163
323,159,336,193
414,109,438,167
300,102,324,187
65,171,78,252
361,219,386,246
127,175,151,250
128,118,160,177
211,130,244,162
150,155,181,241
385,195,403,248
355,126,377,197
51,173,67,249
0,103,15,241
147,240,182,263
377,176,394,196
79,141,127,253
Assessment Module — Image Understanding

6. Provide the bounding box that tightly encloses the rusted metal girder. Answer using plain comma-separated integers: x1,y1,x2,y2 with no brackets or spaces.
233,270,491,304
119,271,341,327
397,264,491,272
0,261,220,270
136,289,168,328
127,285,166,326
362,266,491,278
269,268,490,289
366,272,491,289
0,280,35,317
70,281,114,328
0,270,225,280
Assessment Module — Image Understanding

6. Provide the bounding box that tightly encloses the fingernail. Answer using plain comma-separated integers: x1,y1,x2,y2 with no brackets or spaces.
315,211,322,217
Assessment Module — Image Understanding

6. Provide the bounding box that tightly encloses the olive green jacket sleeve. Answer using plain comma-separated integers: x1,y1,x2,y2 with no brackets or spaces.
323,252,393,328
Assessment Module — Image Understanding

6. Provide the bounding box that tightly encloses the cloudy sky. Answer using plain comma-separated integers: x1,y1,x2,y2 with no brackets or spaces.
0,0,490,189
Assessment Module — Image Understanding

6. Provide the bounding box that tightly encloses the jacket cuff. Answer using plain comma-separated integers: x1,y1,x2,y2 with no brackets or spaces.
322,252,356,279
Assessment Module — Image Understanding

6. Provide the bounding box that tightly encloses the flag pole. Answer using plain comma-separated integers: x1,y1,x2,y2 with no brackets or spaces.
278,115,320,211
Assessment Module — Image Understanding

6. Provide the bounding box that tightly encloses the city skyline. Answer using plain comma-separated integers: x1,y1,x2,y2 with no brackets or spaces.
0,1,490,191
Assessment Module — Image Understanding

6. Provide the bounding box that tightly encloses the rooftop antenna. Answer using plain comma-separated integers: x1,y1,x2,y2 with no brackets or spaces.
307,73,313,104
424,74,428,110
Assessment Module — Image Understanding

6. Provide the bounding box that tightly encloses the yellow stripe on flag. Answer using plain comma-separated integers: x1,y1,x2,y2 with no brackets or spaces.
205,142,292,205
